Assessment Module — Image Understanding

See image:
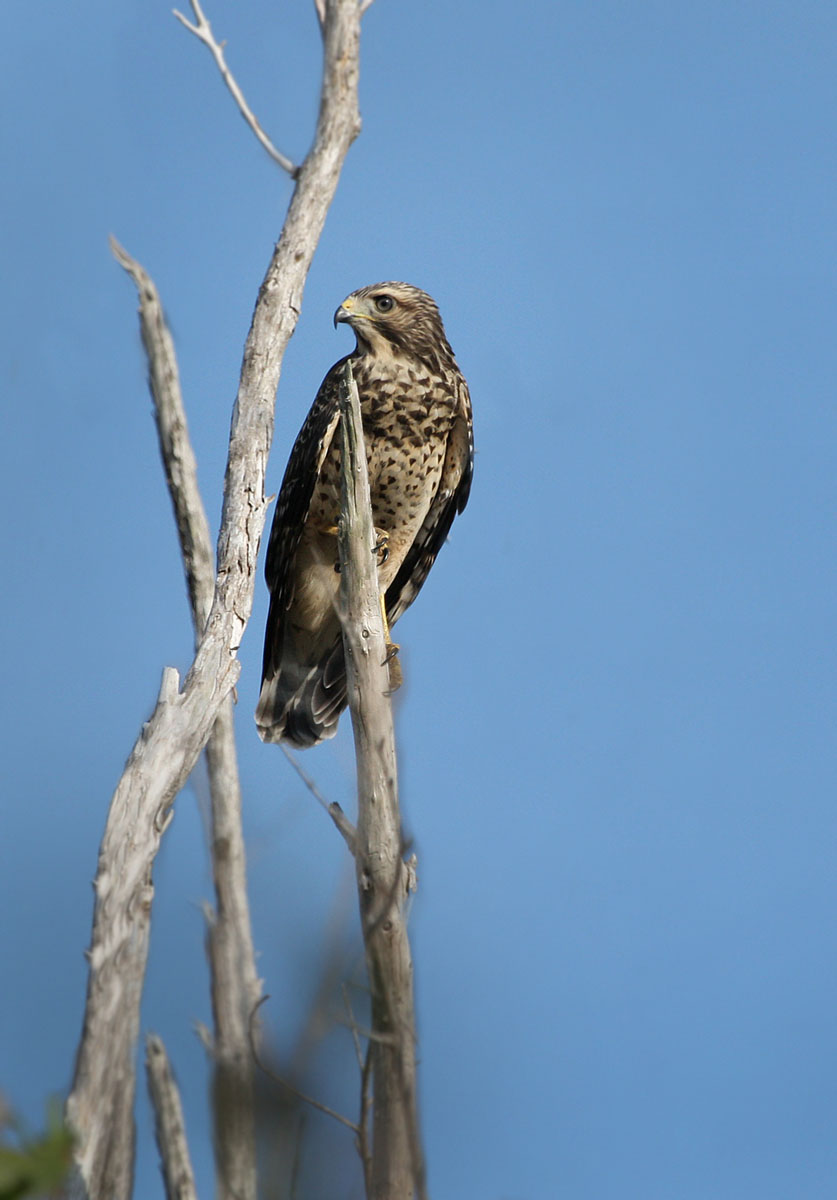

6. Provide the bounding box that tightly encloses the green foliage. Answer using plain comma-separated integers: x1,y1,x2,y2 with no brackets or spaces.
0,1099,73,1200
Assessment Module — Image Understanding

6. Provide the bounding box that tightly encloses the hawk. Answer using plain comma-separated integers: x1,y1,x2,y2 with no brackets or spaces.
255,282,474,748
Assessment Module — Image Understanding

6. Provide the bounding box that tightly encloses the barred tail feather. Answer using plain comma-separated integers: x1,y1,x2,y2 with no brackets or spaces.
255,639,347,749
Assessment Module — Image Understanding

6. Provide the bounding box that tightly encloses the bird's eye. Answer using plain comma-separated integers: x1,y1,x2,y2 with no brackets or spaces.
374,295,395,313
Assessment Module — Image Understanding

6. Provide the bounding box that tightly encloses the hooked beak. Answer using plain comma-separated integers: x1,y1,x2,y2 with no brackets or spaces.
334,298,354,328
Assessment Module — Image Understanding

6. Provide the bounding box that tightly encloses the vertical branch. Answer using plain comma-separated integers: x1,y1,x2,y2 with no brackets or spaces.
146,1035,199,1200
66,3,363,1196
204,714,261,1200
337,362,426,1200
109,238,262,1200
66,664,185,1200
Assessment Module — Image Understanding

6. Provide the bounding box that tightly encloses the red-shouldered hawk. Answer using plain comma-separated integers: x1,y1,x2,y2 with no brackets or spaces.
256,282,473,748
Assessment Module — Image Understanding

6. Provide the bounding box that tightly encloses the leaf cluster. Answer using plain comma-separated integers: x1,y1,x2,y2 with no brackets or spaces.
0,1100,73,1200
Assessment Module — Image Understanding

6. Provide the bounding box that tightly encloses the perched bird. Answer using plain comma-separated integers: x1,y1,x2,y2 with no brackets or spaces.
256,282,474,748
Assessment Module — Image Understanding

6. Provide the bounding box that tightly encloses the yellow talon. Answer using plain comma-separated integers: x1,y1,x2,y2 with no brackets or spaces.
379,593,393,639
385,656,404,692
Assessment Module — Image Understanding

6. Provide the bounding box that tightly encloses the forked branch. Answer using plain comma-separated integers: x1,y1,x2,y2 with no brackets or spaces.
174,0,297,175
109,233,261,1200
66,4,363,1197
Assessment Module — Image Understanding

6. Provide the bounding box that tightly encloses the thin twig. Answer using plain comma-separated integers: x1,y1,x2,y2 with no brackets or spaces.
247,998,360,1135
359,1041,373,1194
340,971,374,1188
145,1035,199,1200
281,745,357,851
174,0,297,176
342,983,365,1074
332,1011,396,1047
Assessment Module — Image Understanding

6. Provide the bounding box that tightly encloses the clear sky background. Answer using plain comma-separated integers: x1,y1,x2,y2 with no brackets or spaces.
2,1,836,1197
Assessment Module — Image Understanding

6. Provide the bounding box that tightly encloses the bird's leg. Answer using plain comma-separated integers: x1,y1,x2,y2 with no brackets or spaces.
373,530,401,683
379,593,398,654
315,523,342,572
334,527,390,574
379,593,403,691
373,528,390,566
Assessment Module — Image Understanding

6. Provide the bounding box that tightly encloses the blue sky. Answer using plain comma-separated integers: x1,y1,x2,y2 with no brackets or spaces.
2,1,836,1197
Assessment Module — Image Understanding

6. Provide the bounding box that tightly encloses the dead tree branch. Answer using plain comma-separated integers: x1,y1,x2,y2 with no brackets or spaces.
337,361,426,1200
281,744,358,851
107,237,262,1200
108,237,215,627
66,4,362,1197
342,983,373,1192
204,714,261,1200
146,1035,199,1200
173,0,297,176
247,998,359,1134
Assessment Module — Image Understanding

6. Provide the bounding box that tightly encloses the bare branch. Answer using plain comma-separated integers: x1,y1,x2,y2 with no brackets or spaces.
107,237,261,1200
337,361,427,1200
146,1035,198,1200
108,237,214,630
174,0,297,176
359,0,376,15
203,732,262,1200
342,981,373,1197
314,0,326,28
67,4,363,1195
359,1041,373,1194
66,664,183,1200
247,999,360,1134
342,983,365,1074
281,745,358,851
333,1011,396,1047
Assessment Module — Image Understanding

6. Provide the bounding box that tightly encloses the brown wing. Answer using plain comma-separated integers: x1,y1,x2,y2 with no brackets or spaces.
261,357,347,681
385,375,474,626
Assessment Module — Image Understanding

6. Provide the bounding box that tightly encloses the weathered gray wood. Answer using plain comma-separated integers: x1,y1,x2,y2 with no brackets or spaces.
337,361,426,1200
65,4,363,1197
203,700,261,1200
109,241,263,1200
173,0,296,177
146,1035,199,1200
109,238,216,632
111,237,264,1200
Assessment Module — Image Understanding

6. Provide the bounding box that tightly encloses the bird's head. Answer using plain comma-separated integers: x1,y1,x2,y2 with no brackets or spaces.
334,281,455,371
